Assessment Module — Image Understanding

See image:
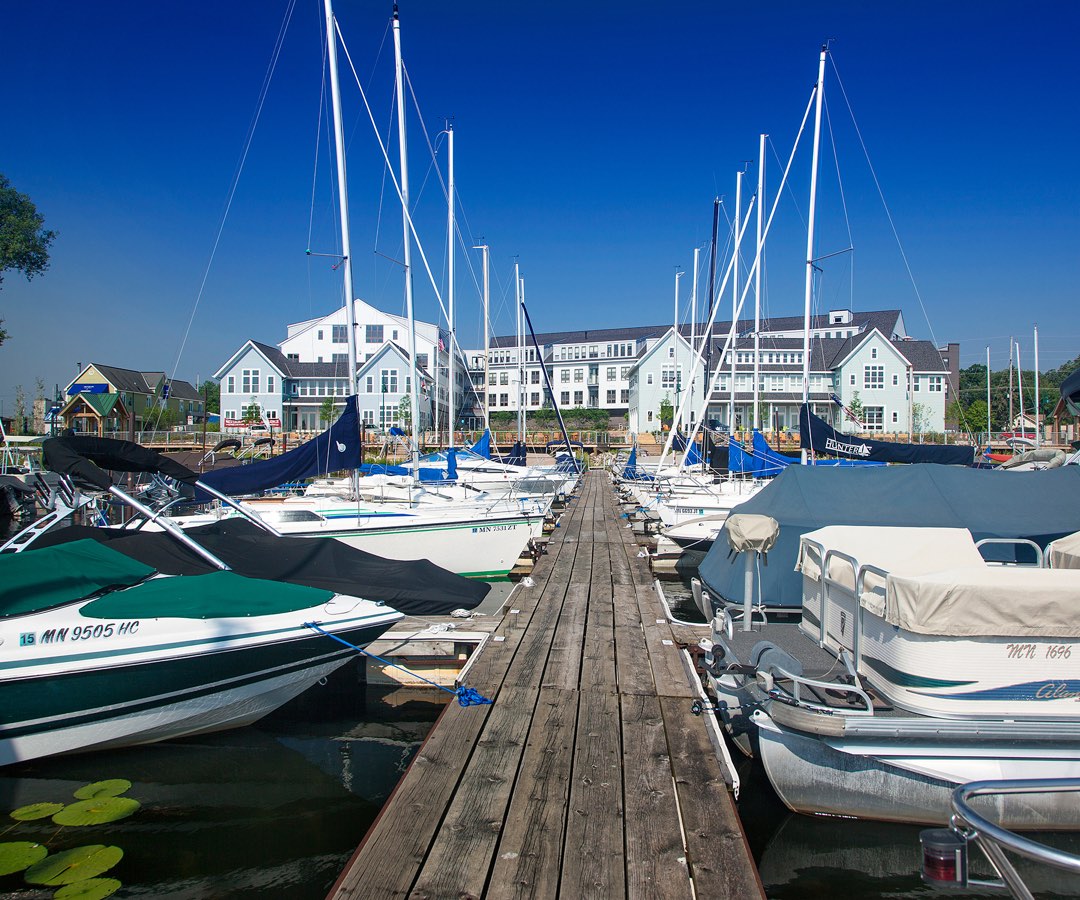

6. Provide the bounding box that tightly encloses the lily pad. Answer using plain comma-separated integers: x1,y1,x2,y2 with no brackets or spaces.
53,797,140,827
24,845,123,886
0,841,48,876
73,780,132,801
55,877,123,900
10,802,65,821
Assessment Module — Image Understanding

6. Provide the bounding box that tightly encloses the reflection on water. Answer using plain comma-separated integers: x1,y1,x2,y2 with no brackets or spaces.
0,672,448,899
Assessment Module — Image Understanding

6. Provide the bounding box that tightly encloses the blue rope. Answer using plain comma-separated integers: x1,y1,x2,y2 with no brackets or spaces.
303,622,493,708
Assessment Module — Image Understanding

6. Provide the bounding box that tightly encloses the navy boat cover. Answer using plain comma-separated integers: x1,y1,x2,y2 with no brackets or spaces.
698,462,1080,610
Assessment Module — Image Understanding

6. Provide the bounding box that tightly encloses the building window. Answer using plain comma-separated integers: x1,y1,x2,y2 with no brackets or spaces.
500,372,509,386
287,353,299,361
864,406,884,431
661,367,679,389
647,410,653,422
574,368,583,382
607,367,616,380
668,346,674,358
928,376,943,392
863,365,884,390
574,391,583,405
362,410,375,425
332,325,348,343
647,373,654,385
366,325,384,344
606,390,616,403
317,330,323,340
530,392,540,405
770,376,783,392
489,373,497,385
242,369,260,393
332,354,348,365
913,376,920,392
380,369,399,393
500,394,509,407
871,347,878,359
227,376,235,393
849,373,856,386
416,353,428,370
620,390,629,403
392,329,398,341
531,370,540,384
561,391,570,405
560,370,570,383
892,374,899,386
621,367,630,379
366,376,374,393
892,411,899,423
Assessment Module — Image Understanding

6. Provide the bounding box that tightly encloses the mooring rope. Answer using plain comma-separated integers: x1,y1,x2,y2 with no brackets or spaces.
303,621,493,707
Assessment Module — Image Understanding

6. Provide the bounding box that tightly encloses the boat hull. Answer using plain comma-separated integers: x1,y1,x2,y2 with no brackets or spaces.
753,708,1080,829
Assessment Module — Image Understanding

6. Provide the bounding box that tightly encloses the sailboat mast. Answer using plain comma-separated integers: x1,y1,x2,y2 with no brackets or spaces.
392,5,420,468
1008,336,1014,429
730,170,743,434
1016,345,1025,435
753,133,765,431
1034,324,1041,448
515,261,523,443
704,198,720,470
446,123,455,449
690,246,699,382
986,345,991,439
673,268,683,429
323,0,358,394
802,46,827,409
475,243,490,433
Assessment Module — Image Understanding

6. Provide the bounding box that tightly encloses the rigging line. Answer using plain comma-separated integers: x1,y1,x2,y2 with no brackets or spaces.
307,17,329,254
823,95,855,312
168,0,298,395
828,55,940,349
768,136,807,231
336,22,453,332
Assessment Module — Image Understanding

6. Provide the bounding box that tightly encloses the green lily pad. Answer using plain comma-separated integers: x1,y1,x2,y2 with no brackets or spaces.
0,841,48,876
52,797,140,827
73,780,132,800
24,845,123,885
55,877,123,900
10,802,65,821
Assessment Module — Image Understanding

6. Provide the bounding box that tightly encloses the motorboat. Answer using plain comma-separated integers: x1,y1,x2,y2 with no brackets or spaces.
700,520,1080,828
0,435,489,765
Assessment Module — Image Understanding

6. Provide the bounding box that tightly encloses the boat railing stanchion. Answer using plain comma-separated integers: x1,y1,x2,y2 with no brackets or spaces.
194,480,284,538
108,485,231,571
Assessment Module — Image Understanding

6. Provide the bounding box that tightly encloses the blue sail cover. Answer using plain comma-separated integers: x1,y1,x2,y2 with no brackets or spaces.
683,440,702,467
698,463,1080,609
799,404,975,466
469,430,492,459
197,396,363,499
620,447,654,482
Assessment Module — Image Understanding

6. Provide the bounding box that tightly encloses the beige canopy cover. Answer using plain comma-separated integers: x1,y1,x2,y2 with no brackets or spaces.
888,566,1080,637
796,526,986,612
1048,530,1080,570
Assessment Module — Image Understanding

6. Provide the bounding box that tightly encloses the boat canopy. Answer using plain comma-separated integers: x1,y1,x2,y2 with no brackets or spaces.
799,405,975,466
1048,530,1080,569
33,518,489,616
698,463,1080,609
43,435,200,493
0,539,155,617
1060,368,1080,418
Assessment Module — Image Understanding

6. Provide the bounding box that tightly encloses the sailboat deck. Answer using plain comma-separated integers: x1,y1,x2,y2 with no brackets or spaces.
329,470,762,899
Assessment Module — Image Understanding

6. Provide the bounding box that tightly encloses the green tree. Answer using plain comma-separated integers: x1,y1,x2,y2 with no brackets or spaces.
912,402,931,434
198,379,220,414
12,383,26,435
397,394,412,431
242,397,262,423
0,174,58,346
658,395,673,431
319,396,338,427
847,390,864,425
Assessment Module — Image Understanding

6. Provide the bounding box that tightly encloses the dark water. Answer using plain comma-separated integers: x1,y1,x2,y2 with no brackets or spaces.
0,674,448,899
663,580,1080,899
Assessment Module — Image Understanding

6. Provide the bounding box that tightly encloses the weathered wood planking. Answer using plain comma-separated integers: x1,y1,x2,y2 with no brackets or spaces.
329,470,761,900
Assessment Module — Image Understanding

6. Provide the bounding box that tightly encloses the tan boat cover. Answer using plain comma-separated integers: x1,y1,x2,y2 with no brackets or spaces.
1048,530,1080,570
796,526,985,613
726,514,780,554
887,566,1080,637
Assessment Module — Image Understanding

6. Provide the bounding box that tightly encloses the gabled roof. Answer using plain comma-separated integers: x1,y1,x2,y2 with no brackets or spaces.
86,364,155,395
356,342,433,383
61,392,125,417
892,340,950,372
166,379,202,402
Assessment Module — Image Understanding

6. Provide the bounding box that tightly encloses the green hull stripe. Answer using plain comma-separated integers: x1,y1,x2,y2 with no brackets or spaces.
861,654,977,689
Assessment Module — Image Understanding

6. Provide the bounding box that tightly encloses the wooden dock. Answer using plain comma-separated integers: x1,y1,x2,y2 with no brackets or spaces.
329,470,763,899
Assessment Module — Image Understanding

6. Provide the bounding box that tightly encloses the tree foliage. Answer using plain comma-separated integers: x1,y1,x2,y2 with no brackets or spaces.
954,355,1080,431
0,174,58,346
198,379,220,414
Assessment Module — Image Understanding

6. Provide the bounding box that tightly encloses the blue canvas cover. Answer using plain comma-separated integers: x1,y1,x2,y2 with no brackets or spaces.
197,396,363,499
469,430,492,459
698,462,1080,609
800,404,975,466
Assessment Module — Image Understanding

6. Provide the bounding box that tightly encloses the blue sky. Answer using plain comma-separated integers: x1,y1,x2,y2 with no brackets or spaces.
2,0,1078,415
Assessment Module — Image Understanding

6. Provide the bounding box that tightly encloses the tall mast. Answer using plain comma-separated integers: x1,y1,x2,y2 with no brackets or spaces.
704,198,720,469
690,246,699,389
986,345,991,439
1033,324,1041,448
392,5,420,469
753,133,766,431
515,261,523,443
730,170,743,433
1008,336,1014,428
673,268,684,429
801,45,827,460
446,123,455,448
475,243,490,432
323,0,358,394
1016,344,1025,434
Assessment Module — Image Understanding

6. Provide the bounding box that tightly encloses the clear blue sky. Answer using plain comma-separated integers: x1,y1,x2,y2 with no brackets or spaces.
2,0,1078,415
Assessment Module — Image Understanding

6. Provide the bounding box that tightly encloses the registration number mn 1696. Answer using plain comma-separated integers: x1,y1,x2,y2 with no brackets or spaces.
19,621,141,647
